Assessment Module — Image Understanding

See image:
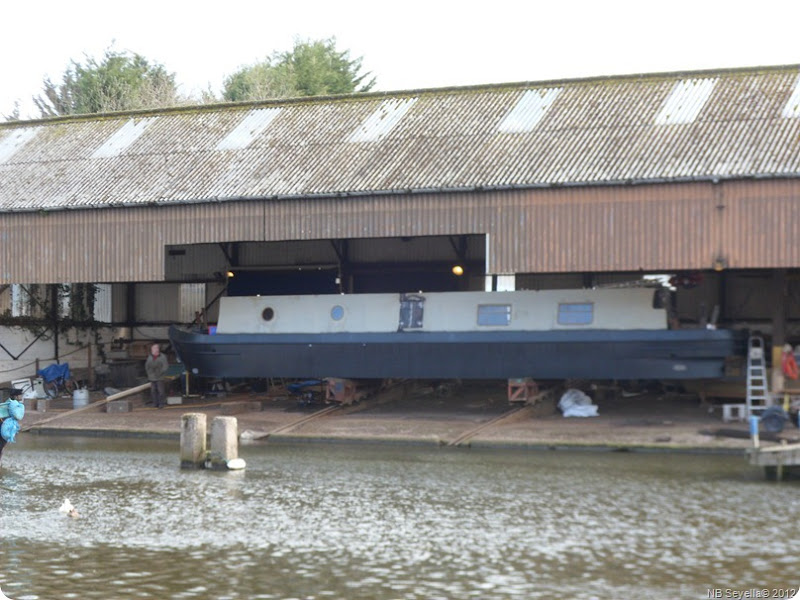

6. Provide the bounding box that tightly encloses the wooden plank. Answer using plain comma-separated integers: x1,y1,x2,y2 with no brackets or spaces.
250,404,342,440
447,405,533,447
747,445,800,467
248,382,409,440
754,442,800,453
20,383,151,432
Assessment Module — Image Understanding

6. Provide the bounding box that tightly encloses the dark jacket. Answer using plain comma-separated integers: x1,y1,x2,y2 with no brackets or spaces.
145,353,168,382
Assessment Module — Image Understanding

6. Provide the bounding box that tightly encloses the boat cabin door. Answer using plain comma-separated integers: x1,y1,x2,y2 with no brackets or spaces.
398,294,425,330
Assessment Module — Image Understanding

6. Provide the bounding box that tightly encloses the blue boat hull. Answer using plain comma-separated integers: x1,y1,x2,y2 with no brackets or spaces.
169,326,747,381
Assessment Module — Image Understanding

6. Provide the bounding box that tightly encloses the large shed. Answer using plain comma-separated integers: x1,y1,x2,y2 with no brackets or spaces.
1,63,800,380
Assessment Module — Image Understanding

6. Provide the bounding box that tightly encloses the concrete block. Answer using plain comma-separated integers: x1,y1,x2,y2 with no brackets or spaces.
36,399,52,412
180,413,207,469
209,416,238,470
722,403,747,423
106,399,133,413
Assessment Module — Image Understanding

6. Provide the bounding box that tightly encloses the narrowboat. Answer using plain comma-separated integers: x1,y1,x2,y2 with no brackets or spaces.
169,288,747,381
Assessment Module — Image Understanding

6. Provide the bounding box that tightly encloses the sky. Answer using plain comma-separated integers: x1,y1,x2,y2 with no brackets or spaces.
2,0,800,120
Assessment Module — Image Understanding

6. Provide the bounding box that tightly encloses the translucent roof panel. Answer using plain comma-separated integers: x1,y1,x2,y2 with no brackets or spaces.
91,117,158,158
781,73,800,118
0,127,38,164
498,88,562,133
655,78,717,125
216,108,282,150
348,98,418,143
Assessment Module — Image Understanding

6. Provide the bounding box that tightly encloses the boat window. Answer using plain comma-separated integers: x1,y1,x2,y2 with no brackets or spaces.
557,302,593,325
477,304,511,326
262,307,275,322
331,305,344,321
399,294,424,330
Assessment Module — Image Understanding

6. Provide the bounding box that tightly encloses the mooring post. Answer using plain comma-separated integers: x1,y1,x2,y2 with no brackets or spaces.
180,413,207,469
209,416,239,470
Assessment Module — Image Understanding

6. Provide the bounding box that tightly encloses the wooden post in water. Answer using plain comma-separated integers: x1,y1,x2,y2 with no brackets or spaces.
209,416,240,470
180,413,207,469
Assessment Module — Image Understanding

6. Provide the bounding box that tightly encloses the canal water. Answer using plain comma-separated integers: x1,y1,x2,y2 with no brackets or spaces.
1,436,798,600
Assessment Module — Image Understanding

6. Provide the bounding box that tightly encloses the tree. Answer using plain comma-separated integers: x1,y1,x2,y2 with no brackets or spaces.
222,38,376,102
34,49,180,117
2,101,21,122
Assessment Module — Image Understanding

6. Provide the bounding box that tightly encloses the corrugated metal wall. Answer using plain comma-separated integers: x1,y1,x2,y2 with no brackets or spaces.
165,244,229,281
111,284,128,323
0,202,263,284
178,283,206,323
92,283,112,322
722,180,800,268
1,178,799,284
496,183,718,273
0,285,9,313
135,284,180,321
237,239,335,266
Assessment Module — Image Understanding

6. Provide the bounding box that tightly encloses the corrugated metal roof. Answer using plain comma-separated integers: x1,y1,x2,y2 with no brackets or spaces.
2,64,800,213
0,127,38,164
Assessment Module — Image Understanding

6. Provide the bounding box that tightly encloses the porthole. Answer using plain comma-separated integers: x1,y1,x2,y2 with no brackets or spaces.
262,307,275,321
331,305,344,321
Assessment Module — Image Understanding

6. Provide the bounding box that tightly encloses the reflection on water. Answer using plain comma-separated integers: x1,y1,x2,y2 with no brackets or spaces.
1,436,798,600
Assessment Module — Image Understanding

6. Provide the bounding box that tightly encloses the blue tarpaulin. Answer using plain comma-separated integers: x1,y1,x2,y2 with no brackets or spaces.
38,363,71,383
287,380,323,394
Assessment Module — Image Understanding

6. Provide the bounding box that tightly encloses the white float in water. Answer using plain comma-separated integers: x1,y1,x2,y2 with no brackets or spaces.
227,458,246,470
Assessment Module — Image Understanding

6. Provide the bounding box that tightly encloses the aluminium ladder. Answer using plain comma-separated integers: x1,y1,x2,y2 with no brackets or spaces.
746,336,771,417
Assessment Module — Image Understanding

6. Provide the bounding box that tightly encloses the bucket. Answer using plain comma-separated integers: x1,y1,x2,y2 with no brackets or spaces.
73,388,90,409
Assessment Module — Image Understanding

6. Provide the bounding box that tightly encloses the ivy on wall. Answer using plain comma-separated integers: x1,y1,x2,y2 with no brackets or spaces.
0,283,106,361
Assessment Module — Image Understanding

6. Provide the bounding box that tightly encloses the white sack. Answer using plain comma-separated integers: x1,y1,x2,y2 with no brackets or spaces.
558,388,599,418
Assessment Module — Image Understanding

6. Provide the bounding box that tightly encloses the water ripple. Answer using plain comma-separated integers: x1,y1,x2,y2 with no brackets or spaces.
1,437,798,599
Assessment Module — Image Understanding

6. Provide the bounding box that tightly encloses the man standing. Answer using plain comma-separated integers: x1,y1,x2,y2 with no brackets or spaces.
145,343,169,409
